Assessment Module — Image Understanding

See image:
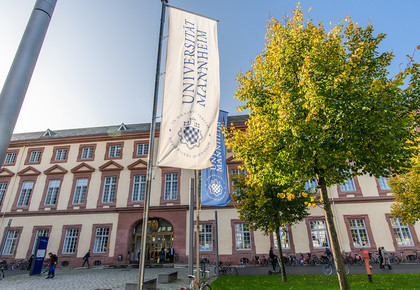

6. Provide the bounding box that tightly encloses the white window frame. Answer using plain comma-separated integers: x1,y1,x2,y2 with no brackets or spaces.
310,220,329,248
136,143,149,156
378,176,391,191
81,147,94,159
55,149,68,161
44,179,60,205
73,178,88,204
31,229,49,254
108,145,121,158
17,181,34,206
235,223,251,250
29,150,41,163
199,224,213,251
273,226,290,249
349,219,370,247
390,218,414,246
164,173,178,200
62,228,79,254
4,152,16,164
102,176,117,203
0,182,7,204
132,175,146,202
3,230,19,255
93,227,110,253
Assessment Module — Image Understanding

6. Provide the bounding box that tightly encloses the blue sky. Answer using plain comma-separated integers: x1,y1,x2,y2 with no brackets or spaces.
1,0,419,133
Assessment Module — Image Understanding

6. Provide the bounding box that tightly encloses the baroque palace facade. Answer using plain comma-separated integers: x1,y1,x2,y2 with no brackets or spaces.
0,115,419,268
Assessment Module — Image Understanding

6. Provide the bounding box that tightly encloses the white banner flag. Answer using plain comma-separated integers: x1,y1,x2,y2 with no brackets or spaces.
157,7,220,169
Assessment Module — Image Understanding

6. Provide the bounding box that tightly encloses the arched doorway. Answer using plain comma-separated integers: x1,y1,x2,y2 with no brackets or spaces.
131,218,174,263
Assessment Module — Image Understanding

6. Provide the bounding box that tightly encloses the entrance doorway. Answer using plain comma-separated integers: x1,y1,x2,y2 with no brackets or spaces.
132,218,173,263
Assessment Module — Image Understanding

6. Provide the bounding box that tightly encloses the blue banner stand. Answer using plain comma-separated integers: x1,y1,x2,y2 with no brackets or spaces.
29,236,49,275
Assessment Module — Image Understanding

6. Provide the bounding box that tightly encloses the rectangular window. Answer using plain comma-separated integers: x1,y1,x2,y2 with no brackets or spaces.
62,228,79,254
102,176,117,203
349,219,370,247
32,229,49,254
17,181,34,206
3,230,19,255
136,143,149,156
132,175,146,202
310,220,329,248
378,177,391,191
73,178,88,204
164,173,178,200
93,227,110,253
231,169,246,195
108,145,121,158
390,218,414,246
235,223,251,250
4,152,16,164
55,149,68,161
273,227,290,249
0,182,7,204
29,150,41,163
199,224,213,251
305,178,318,193
81,147,94,159
340,178,356,192
44,179,61,205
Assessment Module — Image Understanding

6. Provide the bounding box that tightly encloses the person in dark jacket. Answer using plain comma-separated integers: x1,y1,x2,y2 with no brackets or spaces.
46,252,58,279
82,250,91,267
269,247,278,271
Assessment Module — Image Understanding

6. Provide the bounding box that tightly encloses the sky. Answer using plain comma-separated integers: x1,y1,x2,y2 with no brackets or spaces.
1,0,419,134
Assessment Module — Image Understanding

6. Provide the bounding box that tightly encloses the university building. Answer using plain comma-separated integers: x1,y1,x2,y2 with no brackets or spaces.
0,115,418,267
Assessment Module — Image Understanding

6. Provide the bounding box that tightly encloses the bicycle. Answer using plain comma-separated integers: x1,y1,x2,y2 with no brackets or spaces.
322,262,350,275
214,260,238,276
182,273,212,290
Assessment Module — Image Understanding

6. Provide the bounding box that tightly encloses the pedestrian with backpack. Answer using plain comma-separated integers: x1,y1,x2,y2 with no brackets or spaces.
46,252,58,279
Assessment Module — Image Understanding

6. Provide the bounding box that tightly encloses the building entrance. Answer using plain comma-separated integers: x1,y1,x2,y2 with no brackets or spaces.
132,218,173,263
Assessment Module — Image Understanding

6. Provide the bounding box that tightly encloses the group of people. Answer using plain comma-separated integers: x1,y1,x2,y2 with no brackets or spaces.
378,246,392,269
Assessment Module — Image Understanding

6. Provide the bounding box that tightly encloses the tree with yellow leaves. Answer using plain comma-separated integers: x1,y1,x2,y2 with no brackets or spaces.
225,5,420,290
232,175,310,282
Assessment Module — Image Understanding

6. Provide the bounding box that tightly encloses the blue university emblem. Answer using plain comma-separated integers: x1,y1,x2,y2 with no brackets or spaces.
178,118,203,149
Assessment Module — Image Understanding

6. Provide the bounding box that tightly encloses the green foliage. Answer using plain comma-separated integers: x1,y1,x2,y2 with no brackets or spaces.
226,6,420,188
390,145,420,224
232,175,310,234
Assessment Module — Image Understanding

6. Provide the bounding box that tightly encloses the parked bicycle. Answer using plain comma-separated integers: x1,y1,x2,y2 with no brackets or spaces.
322,261,350,275
214,260,238,276
182,272,212,290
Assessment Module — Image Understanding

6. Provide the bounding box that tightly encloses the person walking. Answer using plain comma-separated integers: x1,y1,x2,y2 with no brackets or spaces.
82,250,91,267
169,247,175,263
378,246,384,268
381,247,392,270
159,248,165,264
269,247,278,271
46,252,58,279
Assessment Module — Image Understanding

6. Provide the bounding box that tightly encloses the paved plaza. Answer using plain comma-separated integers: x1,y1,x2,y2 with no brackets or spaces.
0,263,419,289
0,265,194,290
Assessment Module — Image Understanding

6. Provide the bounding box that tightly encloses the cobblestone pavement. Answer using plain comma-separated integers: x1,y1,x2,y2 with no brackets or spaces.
0,265,196,290
0,263,418,289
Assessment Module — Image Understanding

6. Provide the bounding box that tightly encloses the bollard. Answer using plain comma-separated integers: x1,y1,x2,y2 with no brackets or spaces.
361,250,373,283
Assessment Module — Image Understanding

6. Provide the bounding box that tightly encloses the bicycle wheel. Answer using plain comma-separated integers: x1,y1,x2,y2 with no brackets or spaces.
345,265,350,275
228,267,238,276
322,264,333,275
201,283,212,290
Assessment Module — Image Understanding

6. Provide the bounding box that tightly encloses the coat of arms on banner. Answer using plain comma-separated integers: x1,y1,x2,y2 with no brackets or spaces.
178,118,204,149
206,175,226,201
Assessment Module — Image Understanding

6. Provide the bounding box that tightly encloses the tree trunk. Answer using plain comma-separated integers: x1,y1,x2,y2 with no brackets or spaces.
275,227,287,282
317,174,350,290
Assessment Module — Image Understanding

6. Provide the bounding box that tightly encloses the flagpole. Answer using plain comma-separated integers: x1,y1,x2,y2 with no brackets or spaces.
138,0,167,289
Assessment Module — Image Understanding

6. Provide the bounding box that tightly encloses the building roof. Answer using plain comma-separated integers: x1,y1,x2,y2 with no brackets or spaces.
11,114,249,142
